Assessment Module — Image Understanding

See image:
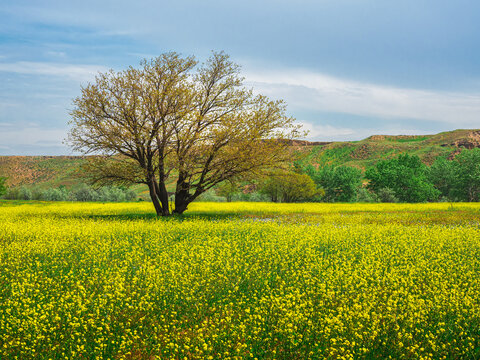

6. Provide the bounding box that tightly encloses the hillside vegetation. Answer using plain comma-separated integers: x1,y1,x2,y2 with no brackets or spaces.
297,129,480,169
1,129,479,190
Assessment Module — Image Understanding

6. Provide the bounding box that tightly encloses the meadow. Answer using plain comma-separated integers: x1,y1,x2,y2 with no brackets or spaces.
1,201,480,359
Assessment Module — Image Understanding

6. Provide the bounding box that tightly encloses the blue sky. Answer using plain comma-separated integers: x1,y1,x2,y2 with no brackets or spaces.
1,0,479,155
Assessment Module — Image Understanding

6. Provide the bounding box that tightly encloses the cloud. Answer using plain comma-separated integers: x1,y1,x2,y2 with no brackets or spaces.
244,67,480,127
298,122,355,140
0,124,73,156
0,126,68,148
0,61,108,82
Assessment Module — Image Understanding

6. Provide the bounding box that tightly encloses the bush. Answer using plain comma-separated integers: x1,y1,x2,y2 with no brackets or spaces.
377,188,399,203
42,188,69,201
356,188,379,203
196,189,226,202
18,187,33,200
232,191,270,202
73,184,97,202
2,183,138,202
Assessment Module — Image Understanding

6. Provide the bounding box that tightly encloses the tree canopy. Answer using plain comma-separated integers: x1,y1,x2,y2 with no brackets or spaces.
430,149,480,201
68,52,301,215
366,153,439,202
259,170,318,203
304,165,362,202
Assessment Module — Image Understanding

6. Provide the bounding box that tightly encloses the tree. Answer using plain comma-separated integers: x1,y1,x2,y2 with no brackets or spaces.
68,52,301,216
0,177,7,197
428,156,456,200
450,148,480,202
366,153,439,202
215,180,240,202
260,171,318,202
305,165,362,202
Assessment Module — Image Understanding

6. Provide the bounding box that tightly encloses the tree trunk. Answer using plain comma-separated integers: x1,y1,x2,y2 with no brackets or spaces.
147,180,164,216
173,189,190,214
173,173,192,215
154,180,170,216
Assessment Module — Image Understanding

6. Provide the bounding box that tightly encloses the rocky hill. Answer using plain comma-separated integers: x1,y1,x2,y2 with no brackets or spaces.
1,129,479,189
296,129,480,169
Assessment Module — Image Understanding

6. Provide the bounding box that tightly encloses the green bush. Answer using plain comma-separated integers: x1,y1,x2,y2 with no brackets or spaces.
356,188,379,203
377,188,399,203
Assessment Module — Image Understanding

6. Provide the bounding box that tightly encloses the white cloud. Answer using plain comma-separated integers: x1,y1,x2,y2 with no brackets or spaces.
244,67,480,127
299,122,355,140
0,126,67,147
0,61,108,82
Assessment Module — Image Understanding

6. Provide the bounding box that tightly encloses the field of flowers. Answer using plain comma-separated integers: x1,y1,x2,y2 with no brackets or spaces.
1,201,480,359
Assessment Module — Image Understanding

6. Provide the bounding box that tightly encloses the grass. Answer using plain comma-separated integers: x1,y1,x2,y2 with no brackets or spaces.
1,201,480,359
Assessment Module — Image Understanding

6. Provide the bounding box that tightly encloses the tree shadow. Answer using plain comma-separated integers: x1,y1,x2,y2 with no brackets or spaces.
82,211,249,222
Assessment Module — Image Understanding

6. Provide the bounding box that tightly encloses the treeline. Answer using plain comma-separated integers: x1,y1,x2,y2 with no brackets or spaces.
217,148,480,203
1,149,479,204
0,184,137,202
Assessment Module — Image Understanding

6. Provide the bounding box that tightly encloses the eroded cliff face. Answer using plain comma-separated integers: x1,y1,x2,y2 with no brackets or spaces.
447,130,480,149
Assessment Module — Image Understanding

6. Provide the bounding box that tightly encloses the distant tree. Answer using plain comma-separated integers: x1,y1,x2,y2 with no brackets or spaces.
68,52,301,216
0,177,7,197
42,188,69,201
450,148,480,202
125,188,137,201
18,186,33,201
428,156,456,200
366,153,439,202
73,184,97,202
305,165,362,202
260,171,318,202
216,180,240,202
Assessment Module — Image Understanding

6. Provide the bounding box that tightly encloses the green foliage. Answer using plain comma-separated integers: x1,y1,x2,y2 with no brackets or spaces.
356,188,379,203
3,184,137,202
42,187,70,201
0,177,6,197
428,149,480,202
377,188,399,203
196,189,226,202
215,180,240,202
366,154,439,202
449,149,480,201
73,184,97,201
428,157,457,200
231,191,270,202
260,171,318,202
305,165,362,202
4,186,33,200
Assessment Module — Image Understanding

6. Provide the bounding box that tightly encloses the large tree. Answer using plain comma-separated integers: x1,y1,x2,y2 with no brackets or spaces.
68,52,301,215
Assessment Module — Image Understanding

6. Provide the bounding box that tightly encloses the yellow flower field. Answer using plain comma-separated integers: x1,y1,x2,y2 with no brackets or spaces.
1,201,480,359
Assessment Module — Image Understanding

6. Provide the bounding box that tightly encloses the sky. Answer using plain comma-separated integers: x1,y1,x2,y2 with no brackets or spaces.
1,0,479,155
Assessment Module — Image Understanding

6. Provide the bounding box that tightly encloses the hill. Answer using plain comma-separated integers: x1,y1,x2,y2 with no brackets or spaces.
296,129,480,169
1,129,479,189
